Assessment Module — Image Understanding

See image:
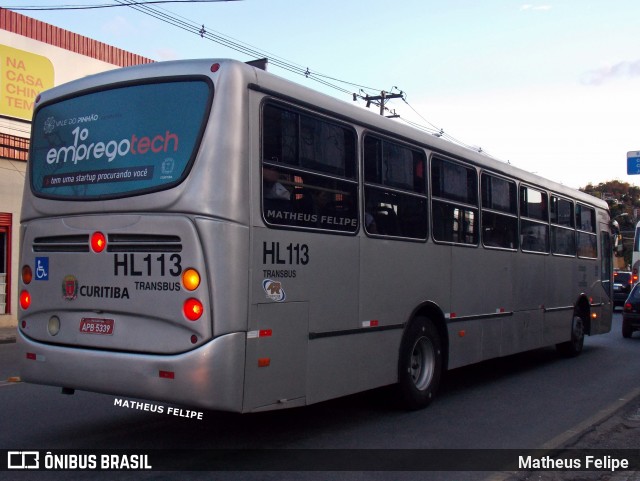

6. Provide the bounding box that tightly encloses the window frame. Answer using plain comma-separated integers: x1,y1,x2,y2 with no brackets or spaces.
430,156,479,247
362,132,428,241
261,100,359,235
480,171,518,251
576,203,598,259
519,184,550,255
550,194,576,257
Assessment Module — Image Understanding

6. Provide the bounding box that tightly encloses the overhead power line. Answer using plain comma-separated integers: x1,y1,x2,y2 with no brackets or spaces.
3,1,240,11
111,0,387,100
3,1,496,157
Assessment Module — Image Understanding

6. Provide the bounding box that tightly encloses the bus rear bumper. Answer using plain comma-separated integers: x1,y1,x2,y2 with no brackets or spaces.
17,331,246,412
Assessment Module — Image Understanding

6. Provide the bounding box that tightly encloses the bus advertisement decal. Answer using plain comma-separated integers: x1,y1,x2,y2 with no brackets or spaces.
42,166,154,189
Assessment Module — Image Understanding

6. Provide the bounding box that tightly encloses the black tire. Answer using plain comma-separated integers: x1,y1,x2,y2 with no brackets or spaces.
556,314,585,357
622,319,633,339
397,316,443,410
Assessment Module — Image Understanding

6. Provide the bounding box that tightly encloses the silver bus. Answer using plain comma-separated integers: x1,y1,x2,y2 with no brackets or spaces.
18,59,613,412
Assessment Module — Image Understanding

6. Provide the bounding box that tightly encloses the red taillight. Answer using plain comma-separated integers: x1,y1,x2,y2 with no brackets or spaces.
183,298,203,321
20,290,31,310
624,302,633,312
22,265,33,284
633,268,639,283
91,232,106,253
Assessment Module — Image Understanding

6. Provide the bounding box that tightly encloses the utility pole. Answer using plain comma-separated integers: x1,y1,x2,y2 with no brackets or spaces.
363,90,404,116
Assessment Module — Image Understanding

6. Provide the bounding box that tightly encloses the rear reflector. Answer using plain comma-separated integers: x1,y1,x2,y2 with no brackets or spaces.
159,370,175,379
26,352,45,361
22,265,32,284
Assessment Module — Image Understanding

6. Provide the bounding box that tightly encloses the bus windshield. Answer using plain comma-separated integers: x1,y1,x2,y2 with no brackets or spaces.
30,79,212,200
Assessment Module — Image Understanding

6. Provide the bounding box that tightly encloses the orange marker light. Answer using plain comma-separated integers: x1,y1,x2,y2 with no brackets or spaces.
20,290,31,310
183,298,203,321
182,268,201,291
91,232,106,253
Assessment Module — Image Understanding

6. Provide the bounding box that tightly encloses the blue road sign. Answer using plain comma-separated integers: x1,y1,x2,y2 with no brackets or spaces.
628,152,640,175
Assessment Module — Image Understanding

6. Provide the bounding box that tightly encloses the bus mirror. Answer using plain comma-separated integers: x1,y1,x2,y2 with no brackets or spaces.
611,219,620,235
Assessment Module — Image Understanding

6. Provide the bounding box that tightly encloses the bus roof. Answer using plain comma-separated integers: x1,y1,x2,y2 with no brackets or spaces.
32,58,609,212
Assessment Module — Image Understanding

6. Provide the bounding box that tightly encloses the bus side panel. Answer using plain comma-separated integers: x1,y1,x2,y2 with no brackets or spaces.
501,310,543,356
243,302,308,412
254,229,359,333
195,219,250,337
359,239,447,329
514,254,547,311
450,247,515,365
451,247,514,317
544,255,576,345
306,330,401,406
447,320,483,368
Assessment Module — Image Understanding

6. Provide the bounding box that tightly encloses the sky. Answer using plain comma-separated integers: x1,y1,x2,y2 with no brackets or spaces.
5,0,640,189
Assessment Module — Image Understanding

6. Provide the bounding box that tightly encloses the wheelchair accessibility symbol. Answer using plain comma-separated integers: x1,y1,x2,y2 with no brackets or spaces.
35,257,49,281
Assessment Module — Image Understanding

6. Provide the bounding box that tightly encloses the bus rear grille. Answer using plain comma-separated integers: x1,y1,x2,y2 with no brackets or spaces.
33,235,90,252
107,234,182,252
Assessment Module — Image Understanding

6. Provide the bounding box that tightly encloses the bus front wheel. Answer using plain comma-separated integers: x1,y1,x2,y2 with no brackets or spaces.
397,317,443,410
556,314,585,357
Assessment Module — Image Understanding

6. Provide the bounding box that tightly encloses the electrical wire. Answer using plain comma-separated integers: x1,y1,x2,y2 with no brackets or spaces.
3,1,498,158
2,1,239,11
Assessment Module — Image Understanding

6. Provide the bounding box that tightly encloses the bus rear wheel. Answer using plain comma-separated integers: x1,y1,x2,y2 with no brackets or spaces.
556,314,584,357
397,317,442,410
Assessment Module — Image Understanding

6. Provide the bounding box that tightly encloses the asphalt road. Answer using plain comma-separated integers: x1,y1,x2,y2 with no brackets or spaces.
1,312,639,481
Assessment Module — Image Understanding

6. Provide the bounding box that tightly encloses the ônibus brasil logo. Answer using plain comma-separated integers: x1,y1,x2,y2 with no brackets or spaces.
45,126,180,165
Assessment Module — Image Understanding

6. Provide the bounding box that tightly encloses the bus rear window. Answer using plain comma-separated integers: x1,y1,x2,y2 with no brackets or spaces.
30,79,211,200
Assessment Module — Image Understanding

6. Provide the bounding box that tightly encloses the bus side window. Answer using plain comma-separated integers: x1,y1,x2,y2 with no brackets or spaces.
363,135,427,240
481,173,518,250
431,157,478,245
576,204,597,258
261,103,358,233
550,196,576,256
519,185,549,254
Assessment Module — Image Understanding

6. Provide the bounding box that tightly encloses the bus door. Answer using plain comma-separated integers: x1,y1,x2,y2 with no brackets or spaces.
594,223,613,334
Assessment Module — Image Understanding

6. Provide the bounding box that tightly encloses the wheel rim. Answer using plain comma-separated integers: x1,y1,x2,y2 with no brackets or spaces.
410,336,435,391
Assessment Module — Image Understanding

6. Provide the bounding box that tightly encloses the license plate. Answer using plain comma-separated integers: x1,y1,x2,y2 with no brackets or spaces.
79,318,114,335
